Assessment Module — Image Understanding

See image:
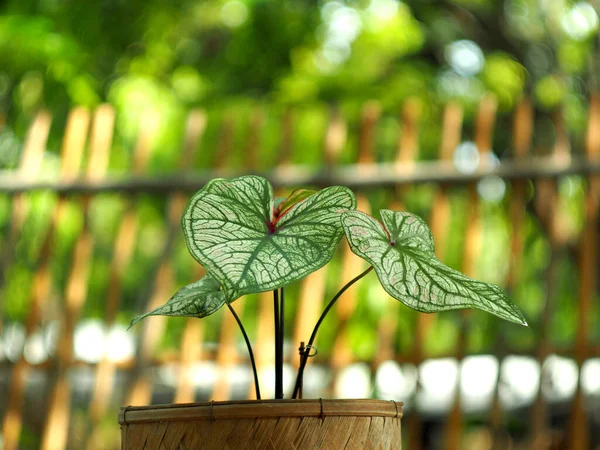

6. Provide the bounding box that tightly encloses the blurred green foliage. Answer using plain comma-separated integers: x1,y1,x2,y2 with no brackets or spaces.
0,0,598,360
1,0,599,132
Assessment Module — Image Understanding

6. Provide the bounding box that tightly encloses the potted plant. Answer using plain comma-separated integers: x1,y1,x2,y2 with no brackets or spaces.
119,175,526,449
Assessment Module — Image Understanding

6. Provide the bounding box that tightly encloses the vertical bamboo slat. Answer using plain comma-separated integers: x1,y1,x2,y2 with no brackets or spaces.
85,111,158,450
67,106,117,450
530,106,572,450
568,92,600,450
214,114,235,169
0,110,51,321
291,107,349,379
429,104,464,260
40,106,92,450
356,101,380,165
323,108,346,168
102,109,157,355
329,197,370,377
252,291,276,399
444,95,497,450
174,312,205,403
290,268,328,378
490,98,533,450
86,105,115,183
4,111,51,243
211,299,247,400
1,110,52,450
395,99,421,169
405,102,463,450
123,110,191,409
173,110,208,405
330,101,380,389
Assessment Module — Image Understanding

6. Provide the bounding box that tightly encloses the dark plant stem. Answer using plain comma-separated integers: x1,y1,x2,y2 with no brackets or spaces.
274,289,284,399
279,287,285,394
291,265,374,399
227,302,261,400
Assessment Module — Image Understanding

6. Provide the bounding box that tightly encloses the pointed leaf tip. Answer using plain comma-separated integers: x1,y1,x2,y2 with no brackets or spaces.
128,274,226,328
341,209,528,326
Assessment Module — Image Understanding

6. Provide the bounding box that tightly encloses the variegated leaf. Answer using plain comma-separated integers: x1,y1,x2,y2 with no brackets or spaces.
182,175,356,301
341,209,527,325
128,274,226,328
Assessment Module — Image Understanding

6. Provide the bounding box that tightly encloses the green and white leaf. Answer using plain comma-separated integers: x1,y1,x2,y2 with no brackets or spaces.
128,274,226,328
182,175,356,301
341,209,527,325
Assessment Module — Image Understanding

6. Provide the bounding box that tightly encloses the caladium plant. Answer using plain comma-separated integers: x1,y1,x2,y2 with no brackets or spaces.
131,175,527,400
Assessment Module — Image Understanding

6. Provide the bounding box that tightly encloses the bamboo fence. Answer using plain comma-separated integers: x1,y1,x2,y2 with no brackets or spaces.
0,94,599,450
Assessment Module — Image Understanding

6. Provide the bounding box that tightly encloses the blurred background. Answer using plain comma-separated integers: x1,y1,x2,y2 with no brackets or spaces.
0,0,599,449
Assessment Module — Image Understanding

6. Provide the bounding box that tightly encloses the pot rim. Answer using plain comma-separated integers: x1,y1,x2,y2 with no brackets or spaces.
119,399,404,424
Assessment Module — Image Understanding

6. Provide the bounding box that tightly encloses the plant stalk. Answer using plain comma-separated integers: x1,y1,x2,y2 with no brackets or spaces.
291,265,374,399
279,287,285,395
227,302,261,400
274,289,284,399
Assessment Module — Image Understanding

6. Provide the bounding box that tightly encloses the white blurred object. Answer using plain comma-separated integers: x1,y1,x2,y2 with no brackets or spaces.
499,356,540,408
445,40,485,76
105,325,135,363
375,361,417,401
3,322,26,362
74,319,106,363
460,355,499,412
561,2,599,41
417,358,459,413
453,141,500,174
190,362,218,389
334,363,371,398
542,355,578,400
581,358,600,395
43,320,59,356
302,365,332,399
23,330,48,365
477,176,506,202
453,142,480,174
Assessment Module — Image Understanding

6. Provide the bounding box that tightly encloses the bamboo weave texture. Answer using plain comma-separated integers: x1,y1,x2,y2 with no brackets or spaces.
120,400,402,450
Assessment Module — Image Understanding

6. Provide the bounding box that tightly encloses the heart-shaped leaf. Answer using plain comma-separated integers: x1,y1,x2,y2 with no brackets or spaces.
128,274,226,328
182,175,356,301
341,209,527,325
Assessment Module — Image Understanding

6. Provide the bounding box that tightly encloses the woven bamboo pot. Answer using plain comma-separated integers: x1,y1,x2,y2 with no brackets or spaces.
119,399,403,449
